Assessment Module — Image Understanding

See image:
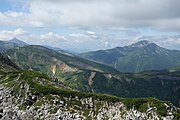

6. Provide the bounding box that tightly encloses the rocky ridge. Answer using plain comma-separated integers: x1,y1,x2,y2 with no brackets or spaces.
0,68,179,120
0,85,178,120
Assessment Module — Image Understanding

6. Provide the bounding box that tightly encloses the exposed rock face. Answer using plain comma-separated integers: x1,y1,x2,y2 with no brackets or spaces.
50,57,79,75
104,74,112,79
0,85,178,120
59,62,78,73
88,72,96,86
51,58,58,76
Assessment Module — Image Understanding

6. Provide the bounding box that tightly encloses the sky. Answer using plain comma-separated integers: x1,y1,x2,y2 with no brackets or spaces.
0,0,180,52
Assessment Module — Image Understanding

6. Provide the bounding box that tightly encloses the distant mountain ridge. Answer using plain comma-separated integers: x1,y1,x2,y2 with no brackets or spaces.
80,40,180,72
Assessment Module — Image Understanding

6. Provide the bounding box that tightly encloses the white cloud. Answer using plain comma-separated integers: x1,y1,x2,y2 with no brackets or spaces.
0,28,29,40
0,28,67,48
39,32,67,47
69,33,96,43
0,0,180,31
0,28,179,51
86,31,96,35
40,32,66,41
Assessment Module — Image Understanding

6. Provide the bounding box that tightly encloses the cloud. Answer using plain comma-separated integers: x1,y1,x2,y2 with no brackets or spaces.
0,28,29,40
0,28,179,51
40,32,66,42
86,31,96,35
0,28,67,47
0,0,180,31
0,28,131,49
69,32,97,44
39,32,67,47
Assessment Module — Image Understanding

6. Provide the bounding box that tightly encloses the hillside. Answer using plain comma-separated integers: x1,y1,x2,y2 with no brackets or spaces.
4,45,118,73
80,40,180,72
57,69,180,107
3,45,180,107
0,41,19,52
1,53,179,119
0,53,20,70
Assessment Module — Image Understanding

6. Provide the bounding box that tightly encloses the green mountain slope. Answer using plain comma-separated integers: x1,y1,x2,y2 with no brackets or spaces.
5,45,118,73
80,40,180,72
1,53,179,119
0,53,20,70
58,69,180,107
169,66,180,72
0,41,19,52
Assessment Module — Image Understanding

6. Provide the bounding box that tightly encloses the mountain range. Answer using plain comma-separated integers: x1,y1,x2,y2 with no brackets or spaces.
0,38,180,119
1,41,179,107
80,40,180,72
1,47,180,119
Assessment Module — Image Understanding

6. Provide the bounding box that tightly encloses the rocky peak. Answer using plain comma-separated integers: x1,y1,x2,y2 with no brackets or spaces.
10,37,19,41
130,40,152,48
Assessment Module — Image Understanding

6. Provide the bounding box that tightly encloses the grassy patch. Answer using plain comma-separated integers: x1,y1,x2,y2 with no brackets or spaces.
122,97,168,116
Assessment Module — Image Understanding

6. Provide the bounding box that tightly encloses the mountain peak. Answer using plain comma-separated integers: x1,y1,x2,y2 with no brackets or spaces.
9,38,28,46
11,37,18,41
10,38,23,43
130,40,152,48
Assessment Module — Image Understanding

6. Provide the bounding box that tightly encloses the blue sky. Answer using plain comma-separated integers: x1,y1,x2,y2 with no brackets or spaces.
0,0,179,52
0,1,12,12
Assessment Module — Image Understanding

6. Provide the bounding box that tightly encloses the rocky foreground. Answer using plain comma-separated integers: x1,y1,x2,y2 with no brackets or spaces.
0,70,179,120
0,85,178,120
